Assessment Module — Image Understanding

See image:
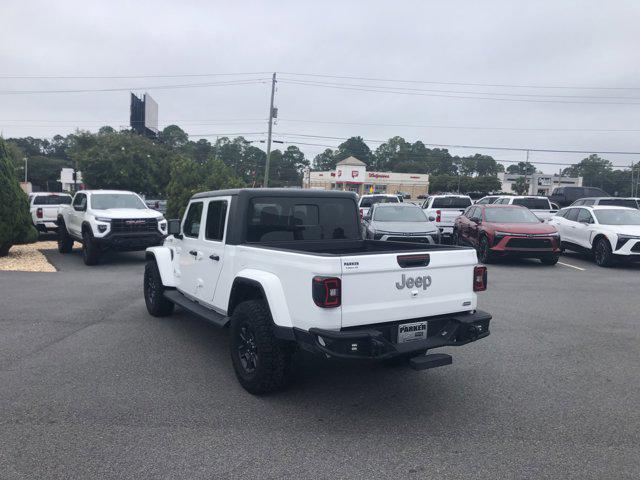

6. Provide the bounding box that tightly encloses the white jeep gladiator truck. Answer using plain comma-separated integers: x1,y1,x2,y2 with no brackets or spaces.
422,194,473,242
57,190,167,265
29,192,72,233
144,189,491,394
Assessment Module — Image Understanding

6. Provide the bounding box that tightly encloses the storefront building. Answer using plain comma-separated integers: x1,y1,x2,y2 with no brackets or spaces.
498,172,583,196
303,157,429,198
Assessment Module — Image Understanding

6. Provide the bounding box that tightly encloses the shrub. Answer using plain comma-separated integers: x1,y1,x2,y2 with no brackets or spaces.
0,138,37,256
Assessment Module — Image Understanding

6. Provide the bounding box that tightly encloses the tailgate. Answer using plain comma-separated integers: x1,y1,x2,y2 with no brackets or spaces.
42,206,60,221
340,248,478,328
438,209,465,227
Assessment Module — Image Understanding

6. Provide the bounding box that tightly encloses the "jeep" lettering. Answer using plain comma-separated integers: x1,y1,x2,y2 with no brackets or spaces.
395,274,432,290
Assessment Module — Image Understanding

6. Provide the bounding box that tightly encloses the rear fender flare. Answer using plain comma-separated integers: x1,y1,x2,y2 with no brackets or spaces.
146,247,176,287
232,269,293,328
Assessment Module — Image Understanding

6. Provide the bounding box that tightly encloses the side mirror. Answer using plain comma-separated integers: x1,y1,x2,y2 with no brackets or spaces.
168,219,182,237
428,215,436,222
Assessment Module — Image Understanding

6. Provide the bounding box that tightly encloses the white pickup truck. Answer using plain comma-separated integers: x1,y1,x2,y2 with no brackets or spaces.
57,190,167,265
422,195,473,241
29,192,72,233
144,189,491,394
493,196,558,221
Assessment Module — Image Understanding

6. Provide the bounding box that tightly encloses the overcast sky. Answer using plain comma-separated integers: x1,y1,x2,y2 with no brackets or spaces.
2,0,640,172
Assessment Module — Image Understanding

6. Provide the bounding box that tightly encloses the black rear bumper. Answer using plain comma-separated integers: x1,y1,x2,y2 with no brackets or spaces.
291,310,491,360
93,232,165,251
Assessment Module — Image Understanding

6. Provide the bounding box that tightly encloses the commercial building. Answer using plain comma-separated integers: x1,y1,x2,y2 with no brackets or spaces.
303,157,429,198
59,168,84,192
498,172,582,196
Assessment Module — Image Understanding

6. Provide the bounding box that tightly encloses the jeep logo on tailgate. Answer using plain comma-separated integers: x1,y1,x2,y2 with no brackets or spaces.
395,274,432,290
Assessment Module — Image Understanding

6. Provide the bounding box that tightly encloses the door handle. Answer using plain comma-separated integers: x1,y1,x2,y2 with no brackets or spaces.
209,254,220,261
189,250,198,256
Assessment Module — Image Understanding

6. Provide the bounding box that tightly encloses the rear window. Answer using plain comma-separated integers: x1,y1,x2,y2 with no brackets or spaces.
598,199,638,208
247,197,359,242
484,207,539,223
431,197,472,208
512,198,551,209
359,196,399,208
33,195,72,205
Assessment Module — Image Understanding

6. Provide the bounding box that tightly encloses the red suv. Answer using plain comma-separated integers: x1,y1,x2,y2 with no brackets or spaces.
453,205,561,265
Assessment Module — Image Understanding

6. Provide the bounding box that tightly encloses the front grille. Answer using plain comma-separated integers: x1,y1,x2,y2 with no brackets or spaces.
506,237,552,249
110,218,158,233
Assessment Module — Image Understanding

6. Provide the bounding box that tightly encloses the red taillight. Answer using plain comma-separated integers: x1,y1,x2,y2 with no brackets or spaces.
436,210,441,223
473,265,487,292
312,276,341,308
36,208,43,219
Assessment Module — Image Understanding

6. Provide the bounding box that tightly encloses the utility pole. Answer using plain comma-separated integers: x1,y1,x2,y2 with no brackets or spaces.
23,157,28,182
263,72,277,188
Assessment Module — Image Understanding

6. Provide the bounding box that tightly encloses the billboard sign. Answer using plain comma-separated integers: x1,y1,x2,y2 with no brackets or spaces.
143,94,158,133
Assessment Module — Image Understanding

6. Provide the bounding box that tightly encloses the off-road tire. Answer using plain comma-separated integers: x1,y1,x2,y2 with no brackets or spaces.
477,235,493,264
57,221,74,253
81,230,100,266
540,253,560,265
230,300,294,394
594,238,614,267
144,260,175,317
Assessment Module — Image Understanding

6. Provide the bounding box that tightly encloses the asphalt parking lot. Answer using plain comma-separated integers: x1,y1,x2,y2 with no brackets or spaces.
1,246,639,479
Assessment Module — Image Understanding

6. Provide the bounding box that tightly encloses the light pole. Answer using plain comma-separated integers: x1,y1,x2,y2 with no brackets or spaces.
23,157,28,182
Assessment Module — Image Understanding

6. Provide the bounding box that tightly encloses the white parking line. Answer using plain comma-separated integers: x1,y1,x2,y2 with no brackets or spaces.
558,261,586,271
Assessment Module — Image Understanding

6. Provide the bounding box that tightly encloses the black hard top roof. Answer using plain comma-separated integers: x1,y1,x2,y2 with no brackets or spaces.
191,188,358,200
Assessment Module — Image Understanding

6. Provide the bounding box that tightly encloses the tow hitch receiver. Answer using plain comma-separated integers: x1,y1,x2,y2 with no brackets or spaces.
409,353,452,371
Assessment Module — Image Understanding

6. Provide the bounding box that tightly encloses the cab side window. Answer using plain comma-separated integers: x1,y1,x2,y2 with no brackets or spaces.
205,200,228,241
73,193,86,211
183,202,204,238
470,207,482,221
577,209,594,224
564,208,579,222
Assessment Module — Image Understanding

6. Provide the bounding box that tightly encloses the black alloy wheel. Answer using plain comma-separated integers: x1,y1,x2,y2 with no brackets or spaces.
477,236,492,263
594,238,614,267
237,323,259,373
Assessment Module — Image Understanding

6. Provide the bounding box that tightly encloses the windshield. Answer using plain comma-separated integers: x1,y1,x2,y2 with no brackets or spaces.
373,206,427,222
91,193,146,210
594,209,640,225
598,199,639,208
360,196,399,208
432,197,472,208
512,198,551,209
33,195,72,205
485,207,540,223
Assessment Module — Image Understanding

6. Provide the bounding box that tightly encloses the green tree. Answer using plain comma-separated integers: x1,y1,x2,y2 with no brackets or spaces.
562,154,613,190
0,138,37,256
159,125,189,150
268,146,309,187
513,176,529,195
313,148,337,170
74,131,174,197
166,156,245,218
507,161,536,175
334,136,373,166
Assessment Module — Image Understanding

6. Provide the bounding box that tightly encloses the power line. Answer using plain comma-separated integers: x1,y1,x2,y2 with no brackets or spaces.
0,78,270,95
0,72,271,80
279,79,640,106
278,118,640,133
280,72,640,91
275,132,640,155
278,77,640,101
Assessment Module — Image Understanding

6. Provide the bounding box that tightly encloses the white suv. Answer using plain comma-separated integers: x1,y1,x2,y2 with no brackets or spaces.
549,205,640,267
